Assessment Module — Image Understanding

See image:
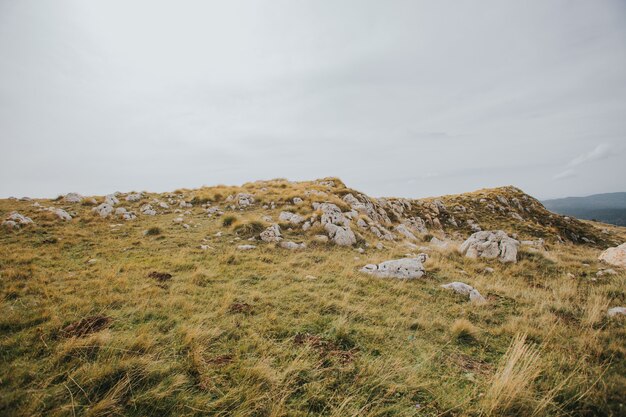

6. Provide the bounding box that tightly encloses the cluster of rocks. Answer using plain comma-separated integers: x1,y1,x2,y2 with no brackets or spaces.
2,211,34,229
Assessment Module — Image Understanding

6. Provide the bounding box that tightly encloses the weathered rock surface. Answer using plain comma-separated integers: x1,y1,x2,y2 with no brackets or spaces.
140,204,157,216
237,244,256,251
459,230,519,263
105,194,119,206
441,282,486,303
92,203,114,218
317,203,356,246
260,224,282,242
228,193,255,208
64,193,83,203
599,243,626,268
126,193,142,202
49,207,72,221
360,254,427,279
394,224,417,240
280,241,306,250
2,212,34,229
608,307,626,317
279,211,305,225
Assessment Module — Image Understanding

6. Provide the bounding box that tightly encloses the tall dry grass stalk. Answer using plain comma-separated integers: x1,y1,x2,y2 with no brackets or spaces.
481,333,542,415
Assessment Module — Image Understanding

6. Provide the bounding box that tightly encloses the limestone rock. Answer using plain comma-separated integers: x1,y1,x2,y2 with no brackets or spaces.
360,254,427,279
105,194,119,206
459,230,519,263
324,223,356,246
228,193,255,208
260,224,282,242
64,193,83,203
279,211,305,225
237,244,256,251
92,203,114,218
313,235,329,243
126,193,142,202
2,211,34,229
140,204,157,216
395,224,417,241
599,243,626,268
280,241,306,250
608,307,626,317
441,282,486,303
49,207,72,221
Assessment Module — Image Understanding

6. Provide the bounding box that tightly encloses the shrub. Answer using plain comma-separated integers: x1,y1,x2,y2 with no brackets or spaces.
222,215,237,227
451,319,479,344
233,220,265,238
144,227,161,236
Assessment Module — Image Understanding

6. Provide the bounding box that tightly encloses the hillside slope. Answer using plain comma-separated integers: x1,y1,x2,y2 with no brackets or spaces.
1,178,625,416
543,192,626,226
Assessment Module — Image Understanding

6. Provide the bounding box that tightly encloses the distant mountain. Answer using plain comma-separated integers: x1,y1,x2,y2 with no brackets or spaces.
543,192,626,226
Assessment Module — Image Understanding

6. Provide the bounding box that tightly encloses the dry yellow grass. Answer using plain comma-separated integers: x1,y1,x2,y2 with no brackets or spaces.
1,178,625,416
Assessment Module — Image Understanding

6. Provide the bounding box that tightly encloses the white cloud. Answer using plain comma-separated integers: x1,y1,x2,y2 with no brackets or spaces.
553,169,576,180
567,143,612,167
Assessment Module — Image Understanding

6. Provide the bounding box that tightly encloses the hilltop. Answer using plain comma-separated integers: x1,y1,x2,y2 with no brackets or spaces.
1,178,625,416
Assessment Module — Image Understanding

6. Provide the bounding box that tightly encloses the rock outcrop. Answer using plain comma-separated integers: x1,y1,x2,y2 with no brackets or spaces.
317,203,356,246
360,254,427,279
92,203,114,218
459,230,519,263
599,243,626,268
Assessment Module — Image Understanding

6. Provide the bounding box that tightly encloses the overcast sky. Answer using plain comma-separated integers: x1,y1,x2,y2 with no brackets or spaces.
1,0,625,200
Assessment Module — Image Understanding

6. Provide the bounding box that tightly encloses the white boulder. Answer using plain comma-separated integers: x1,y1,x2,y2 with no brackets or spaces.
599,243,626,268
92,203,114,218
260,224,282,242
608,307,626,317
64,193,83,203
360,254,427,279
459,230,519,263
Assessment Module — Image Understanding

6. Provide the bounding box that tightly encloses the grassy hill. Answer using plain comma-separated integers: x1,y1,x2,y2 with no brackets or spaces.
543,192,626,226
1,178,625,416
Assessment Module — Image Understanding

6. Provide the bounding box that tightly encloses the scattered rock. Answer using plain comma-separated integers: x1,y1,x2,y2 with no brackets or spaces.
483,267,495,274
293,197,304,205
126,193,142,202
49,207,72,221
140,204,157,216
430,237,449,249
325,223,356,246
360,254,428,279
104,194,119,206
279,211,305,225
63,193,83,203
441,282,486,303
2,211,34,229
260,224,282,242
459,230,519,263
280,241,306,250
237,244,256,251
92,203,114,218
596,269,617,277
599,243,626,268
228,193,255,208
608,307,626,317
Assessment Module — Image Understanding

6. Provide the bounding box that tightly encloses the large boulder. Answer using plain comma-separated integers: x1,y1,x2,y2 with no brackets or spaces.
324,223,356,246
599,243,626,268
360,254,427,279
104,194,119,206
125,193,142,202
459,230,519,263
394,224,417,241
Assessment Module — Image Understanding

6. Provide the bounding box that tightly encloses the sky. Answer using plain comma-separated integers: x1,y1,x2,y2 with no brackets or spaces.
0,0,625,200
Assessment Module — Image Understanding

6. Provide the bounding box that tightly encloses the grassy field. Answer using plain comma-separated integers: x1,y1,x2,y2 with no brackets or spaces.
1,179,625,416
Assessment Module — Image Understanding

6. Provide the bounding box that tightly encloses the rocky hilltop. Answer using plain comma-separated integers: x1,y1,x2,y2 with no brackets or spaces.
2,177,620,250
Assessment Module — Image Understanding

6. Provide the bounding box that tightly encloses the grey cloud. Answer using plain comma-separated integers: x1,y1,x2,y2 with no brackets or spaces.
1,0,625,199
